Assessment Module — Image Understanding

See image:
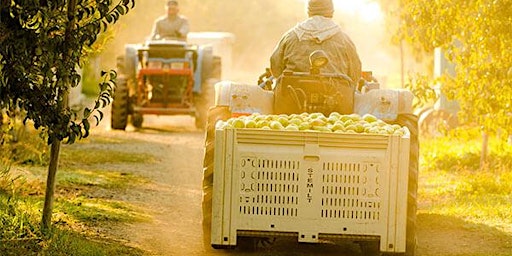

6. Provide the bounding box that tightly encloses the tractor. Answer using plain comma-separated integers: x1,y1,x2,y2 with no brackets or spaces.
201,50,419,256
111,39,221,130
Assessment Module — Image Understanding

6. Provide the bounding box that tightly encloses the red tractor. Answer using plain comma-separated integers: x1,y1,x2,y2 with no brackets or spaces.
112,40,221,130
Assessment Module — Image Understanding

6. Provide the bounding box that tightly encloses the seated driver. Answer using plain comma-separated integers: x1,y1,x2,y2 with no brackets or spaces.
270,0,361,84
150,0,189,41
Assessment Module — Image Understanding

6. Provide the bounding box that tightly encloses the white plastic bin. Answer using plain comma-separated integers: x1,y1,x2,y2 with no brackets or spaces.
212,128,410,253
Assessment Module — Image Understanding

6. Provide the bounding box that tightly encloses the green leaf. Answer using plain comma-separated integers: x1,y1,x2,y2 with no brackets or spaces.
82,118,90,138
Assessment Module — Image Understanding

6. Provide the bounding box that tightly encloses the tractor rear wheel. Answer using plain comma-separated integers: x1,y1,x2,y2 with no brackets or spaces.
195,56,221,130
388,114,419,256
202,106,231,250
111,75,129,130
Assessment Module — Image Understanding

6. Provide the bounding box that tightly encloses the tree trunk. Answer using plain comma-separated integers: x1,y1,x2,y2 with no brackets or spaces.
41,139,61,233
41,0,76,233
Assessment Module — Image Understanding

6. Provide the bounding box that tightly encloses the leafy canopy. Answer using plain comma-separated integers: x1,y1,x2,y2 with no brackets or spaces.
395,0,512,133
0,0,135,144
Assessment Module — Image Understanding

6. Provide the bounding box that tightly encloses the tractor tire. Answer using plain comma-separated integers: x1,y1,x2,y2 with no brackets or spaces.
195,56,222,130
111,75,129,130
132,112,143,128
202,106,231,250
387,114,419,256
359,241,380,256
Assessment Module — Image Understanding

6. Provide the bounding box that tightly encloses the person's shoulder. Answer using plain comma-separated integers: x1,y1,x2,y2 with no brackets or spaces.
155,15,167,23
178,15,189,22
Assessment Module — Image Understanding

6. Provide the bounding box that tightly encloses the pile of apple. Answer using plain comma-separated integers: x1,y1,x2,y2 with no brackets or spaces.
216,112,407,136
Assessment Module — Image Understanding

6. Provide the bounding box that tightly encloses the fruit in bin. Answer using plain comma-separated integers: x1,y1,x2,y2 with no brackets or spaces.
285,124,300,131
245,119,257,128
256,120,269,128
289,117,303,126
298,122,312,130
327,115,340,124
313,126,332,132
347,113,361,121
270,121,285,130
232,118,245,128
217,112,407,137
330,122,345,132
277,116,289,127
362,113,378,123
309,118,326,127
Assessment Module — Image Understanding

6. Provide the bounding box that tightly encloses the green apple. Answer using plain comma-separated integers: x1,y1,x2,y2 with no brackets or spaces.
309,118,326,127
270,121,284,130
362,113,378,123
289,117,302,126
232,118,245,128
285,124,300,131
277,116,289,127
298,122,311,130
331,122,345,131
245,119,257,128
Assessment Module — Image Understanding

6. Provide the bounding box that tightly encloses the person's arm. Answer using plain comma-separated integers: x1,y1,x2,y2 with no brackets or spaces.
270,34,288,78
150,20,160,40
343,35,362,85
178,17,189,39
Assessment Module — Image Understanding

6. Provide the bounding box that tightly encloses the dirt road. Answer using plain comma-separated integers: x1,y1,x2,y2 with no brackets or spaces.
90,115,512,256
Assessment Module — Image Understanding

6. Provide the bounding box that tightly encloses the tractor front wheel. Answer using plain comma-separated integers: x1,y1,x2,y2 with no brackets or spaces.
132,112,143,128
111,75,129,130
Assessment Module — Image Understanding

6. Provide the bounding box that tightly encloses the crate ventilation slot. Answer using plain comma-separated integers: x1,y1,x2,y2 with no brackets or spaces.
320,161,381,220
239,158,300,217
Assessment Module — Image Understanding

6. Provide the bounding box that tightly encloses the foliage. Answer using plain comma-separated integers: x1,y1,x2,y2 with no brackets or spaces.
404,72,437,109
395,0,512,134
0,0,135,144
0,118,50,166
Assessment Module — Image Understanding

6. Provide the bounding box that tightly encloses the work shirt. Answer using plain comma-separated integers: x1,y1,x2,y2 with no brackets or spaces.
150,15,189,41
270,16,362,85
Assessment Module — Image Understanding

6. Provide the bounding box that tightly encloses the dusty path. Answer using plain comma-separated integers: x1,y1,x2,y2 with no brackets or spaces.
88,114,512,256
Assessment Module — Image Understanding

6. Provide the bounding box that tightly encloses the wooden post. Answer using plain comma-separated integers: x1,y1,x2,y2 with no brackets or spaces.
480,132,489,169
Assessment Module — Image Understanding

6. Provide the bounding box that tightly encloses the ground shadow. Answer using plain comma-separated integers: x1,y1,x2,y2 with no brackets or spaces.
417,213,512,256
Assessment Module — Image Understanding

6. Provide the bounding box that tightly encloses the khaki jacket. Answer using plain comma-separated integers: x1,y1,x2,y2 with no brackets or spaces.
270,16,361,84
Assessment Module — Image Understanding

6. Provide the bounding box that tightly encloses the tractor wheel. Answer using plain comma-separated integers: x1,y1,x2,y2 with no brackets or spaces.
111,75,129,130
132,112,143,128
418,107,457,137
359,240,380,256
195,56,221,130
202,106,231,250
389,114,419,256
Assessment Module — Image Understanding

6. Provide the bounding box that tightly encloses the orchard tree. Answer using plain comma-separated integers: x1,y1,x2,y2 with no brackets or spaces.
0,0,135,231
395,0,512,164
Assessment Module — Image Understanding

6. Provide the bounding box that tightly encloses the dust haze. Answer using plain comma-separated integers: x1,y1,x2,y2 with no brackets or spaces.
100,0,418,87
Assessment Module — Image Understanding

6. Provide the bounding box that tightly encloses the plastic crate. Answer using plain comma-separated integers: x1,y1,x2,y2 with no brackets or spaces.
211,128,410,253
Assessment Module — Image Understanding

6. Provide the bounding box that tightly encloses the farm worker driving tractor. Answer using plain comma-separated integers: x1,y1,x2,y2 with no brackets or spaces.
150,0,189,41
270,0,362,84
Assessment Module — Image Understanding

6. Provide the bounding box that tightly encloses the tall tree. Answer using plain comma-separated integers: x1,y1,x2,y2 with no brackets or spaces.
0,0,135,231
395,0,512,163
